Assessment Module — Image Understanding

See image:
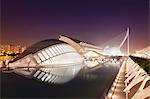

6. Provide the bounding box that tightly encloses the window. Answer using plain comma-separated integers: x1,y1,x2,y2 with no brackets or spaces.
45,74,52,82
48,75,55,83
38,52,46,61
48,47,55,56
57,44,64,53
60,44,66,53
33,70,41,77
56,44,63,53
51,46,58,55
54,45,61,54
41,73,49,81
37,71,45,79
52,75,57,83
42,50,49,59
45,49,53,57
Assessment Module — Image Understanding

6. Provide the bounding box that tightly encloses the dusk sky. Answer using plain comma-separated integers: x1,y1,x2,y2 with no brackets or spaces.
1,0,149,53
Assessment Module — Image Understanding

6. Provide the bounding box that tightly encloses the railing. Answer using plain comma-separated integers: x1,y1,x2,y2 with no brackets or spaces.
124,57,150,99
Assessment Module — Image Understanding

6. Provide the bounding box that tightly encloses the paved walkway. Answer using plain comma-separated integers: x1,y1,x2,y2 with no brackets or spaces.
107,61,126,99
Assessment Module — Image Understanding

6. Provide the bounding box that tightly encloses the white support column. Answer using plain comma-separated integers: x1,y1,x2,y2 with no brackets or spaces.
127,27,130,56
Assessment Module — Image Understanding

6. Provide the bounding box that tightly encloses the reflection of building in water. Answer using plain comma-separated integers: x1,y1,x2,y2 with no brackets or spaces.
8,39,85,84
5,36,107,84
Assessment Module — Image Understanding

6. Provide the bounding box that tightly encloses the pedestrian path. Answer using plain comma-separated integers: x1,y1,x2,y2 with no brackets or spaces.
107,61,126,99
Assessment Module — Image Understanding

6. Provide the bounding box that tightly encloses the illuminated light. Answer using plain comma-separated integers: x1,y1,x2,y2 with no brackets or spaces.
103,46,124,56
113,82,117,86
113,88,122,92
107,92,113,98
116,84,124,87
48,75,55,83
33,70,41,77
45,74,52,82
111,86,115,91
52,76,58,83
115,79,118,82
41,73,49,81
37,72,45,79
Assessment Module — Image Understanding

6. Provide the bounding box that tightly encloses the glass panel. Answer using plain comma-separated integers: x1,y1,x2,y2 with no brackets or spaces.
63,44,68,53
56,44,63,53
57,44,64,53
51,46,58,55
38,52,46,61
48,47,55,56
45,74,52,82
52,76,57,83
33,70,41,77
42,50,49,59
48,75,55,83
41,73,49,81
59,44,65,53
64,45,70,52
37,71,45,79
54,45,61,55
45,49,53,57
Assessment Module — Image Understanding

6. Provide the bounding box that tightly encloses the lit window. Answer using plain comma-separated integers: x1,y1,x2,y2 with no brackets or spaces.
42,50,49,59
45,74,52,81
52,76,57,83
48,75,55,83
38,52,46,61
54,45,61,54
60,44,66,53
41,73,49,81
56,45,63,53
45,49,53,57
33,70,41,77
51,46,58,55
48,47,55,56
57,44,64,53
37,71,45,79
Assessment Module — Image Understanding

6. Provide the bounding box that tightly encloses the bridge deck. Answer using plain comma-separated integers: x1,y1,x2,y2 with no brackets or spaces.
107,61,126,99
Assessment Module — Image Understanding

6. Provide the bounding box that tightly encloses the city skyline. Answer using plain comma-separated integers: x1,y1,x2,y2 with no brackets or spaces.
1,0,149,53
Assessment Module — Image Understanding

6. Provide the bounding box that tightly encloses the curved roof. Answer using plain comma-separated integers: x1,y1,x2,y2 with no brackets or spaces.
11,39,66,62
60,35,96,46
60,35,81,43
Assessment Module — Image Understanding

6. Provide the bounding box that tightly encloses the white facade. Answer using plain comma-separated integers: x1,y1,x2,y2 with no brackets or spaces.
8,43,84,84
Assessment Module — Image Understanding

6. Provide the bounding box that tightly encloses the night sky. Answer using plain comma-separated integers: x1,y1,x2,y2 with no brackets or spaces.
1,0,149,53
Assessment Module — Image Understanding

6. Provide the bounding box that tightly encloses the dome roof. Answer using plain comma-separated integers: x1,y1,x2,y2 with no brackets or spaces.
11,39,66,62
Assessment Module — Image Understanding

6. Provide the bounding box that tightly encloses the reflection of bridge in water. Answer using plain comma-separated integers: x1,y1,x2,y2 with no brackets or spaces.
0,28,150,99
